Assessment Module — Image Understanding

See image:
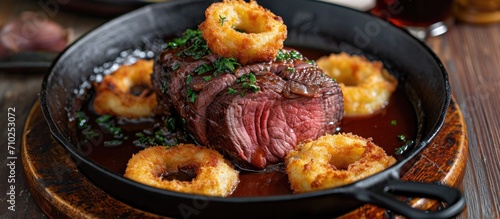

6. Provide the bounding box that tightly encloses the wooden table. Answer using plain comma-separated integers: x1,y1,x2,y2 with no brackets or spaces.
1,0,499,218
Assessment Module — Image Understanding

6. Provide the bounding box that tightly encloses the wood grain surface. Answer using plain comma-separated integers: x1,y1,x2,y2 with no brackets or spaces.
1,0,500,218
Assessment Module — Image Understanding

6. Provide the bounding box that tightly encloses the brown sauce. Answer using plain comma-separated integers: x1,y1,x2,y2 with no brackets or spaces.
76,47,417,197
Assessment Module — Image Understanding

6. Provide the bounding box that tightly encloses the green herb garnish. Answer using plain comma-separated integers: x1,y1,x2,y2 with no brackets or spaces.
195,63,214,75
239,73,259,93
76,111,100,140
167,29,211,59
229,73,260,96
397,134,407,142
172,62,180,71
167,29,201,48
187,88,197,103
104,140,123,147
96,114,124,139
219,15,227,26
395,134,414,155
213,57,240,75
276,49,303,61
76,111,89,129
228,87,238,94
186,74,193,84
203,75,212,82
161,81,168,94
166,117,177,131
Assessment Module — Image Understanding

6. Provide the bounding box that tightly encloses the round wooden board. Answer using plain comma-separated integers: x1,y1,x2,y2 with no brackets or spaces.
22,97,468,219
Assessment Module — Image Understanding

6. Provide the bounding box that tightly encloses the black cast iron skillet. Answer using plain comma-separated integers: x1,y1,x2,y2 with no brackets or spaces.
40,0,465,218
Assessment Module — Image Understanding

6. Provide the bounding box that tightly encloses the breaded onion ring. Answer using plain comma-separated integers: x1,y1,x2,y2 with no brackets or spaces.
199,0,287,64
316,53,398,117
285,133,396,193
93,59,157,118
124,144,239,197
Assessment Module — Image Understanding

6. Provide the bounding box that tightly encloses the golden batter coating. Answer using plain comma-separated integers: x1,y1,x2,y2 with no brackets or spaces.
124,144,239,197
285,133,396,193
199,0,287,64
93,59,157,118
317,53,398,117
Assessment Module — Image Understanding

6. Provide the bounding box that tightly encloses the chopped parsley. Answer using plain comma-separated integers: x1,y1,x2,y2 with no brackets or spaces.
397,134,407,142
166,116,176,131
133,116,184,147
276,49,303,61
229,73,260,96
171,62,180,71
76,111,99,140
161,81,168,94
187,88,197,103
76,112,127,147
76,111,90,129
76,110,186,149
203,75,212,82
219,15,227,26
167,29,211,60
193,58,240,76
133,131,177,147
238,73,259,93
166,29,199,48
103,140,123,147
96,115,123,137
195,63,214,75
395,134,414,155
186,74,193,84
213,57,240,75
94,115,130,147
227,87,238,94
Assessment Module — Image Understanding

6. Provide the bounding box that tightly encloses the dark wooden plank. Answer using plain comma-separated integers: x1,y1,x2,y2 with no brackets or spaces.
0,73,47,219
426,22,500,219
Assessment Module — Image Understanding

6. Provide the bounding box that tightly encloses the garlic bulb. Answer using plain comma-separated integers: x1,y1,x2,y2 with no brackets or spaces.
0,11,71,58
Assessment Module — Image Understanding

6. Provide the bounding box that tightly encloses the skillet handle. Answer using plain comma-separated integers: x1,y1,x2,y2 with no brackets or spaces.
355,179,465,219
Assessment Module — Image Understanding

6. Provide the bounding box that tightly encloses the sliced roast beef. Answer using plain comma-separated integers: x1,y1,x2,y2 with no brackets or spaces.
152,32,343,169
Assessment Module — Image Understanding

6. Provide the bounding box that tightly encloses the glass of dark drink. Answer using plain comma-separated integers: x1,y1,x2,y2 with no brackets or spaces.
371,0,454,40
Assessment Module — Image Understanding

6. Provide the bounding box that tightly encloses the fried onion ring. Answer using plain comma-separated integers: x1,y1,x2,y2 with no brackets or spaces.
199,0,287,64
93,59,157,118
124,144,239,197
285,133,396,193
316,53,398,117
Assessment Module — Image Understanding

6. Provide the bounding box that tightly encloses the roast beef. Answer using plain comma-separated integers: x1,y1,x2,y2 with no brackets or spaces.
152,32,343,169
